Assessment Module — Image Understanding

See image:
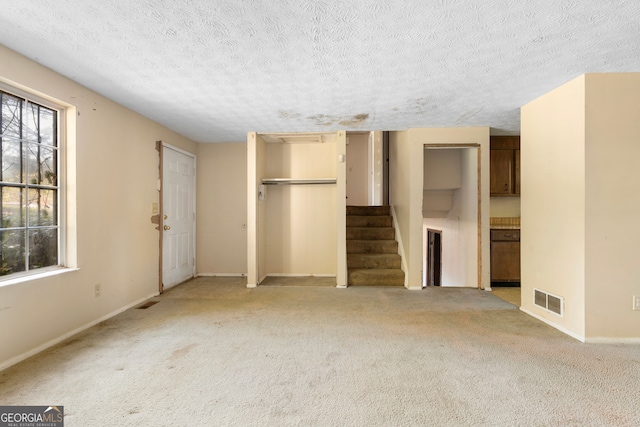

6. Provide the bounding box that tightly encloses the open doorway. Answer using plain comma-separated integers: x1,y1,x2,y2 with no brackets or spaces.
425,229,442,287
422,145,480,288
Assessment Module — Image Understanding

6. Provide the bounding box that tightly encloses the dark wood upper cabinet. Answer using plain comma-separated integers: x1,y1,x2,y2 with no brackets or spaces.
490,149,515,195
490,136,520,197
514,149,520,195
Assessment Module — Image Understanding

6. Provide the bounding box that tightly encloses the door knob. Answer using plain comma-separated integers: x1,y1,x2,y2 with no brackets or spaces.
164,225,171,231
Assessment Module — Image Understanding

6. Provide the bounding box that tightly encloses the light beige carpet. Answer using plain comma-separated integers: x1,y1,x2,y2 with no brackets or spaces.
1,277,639,426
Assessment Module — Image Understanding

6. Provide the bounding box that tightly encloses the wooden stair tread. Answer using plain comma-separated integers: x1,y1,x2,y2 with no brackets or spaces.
348,268,405,286
346,240,399,254
346,206,390,216
346,206,404,287
346,215,392,227
347,253,401,269
346,227,395,240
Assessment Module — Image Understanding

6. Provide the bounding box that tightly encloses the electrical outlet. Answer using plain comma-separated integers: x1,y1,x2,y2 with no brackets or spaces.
94,283,101,297
634,296,640,311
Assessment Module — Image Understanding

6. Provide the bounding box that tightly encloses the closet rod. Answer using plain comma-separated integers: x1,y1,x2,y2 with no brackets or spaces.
261,178,337,185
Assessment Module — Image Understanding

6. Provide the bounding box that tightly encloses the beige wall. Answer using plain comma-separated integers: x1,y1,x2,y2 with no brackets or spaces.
490,198,520,217
584,73,640,339
459,148,479,287
265,184,337,275
389,130,413,286
522,73,640,341
263,140,337,276
390,127,490,290
521,75,587,339
0,46,197,369
196,143,247,275
423,148,461,189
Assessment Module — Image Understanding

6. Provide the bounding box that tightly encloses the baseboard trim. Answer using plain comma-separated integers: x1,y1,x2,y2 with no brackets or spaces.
584,337,640,344
0,292,159,372
520,307,586,342
197,273,247,277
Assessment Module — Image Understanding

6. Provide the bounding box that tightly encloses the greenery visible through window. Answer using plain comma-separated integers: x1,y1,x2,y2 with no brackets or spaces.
0,89,59,277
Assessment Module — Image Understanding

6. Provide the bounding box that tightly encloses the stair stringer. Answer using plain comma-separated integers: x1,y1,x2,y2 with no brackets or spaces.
390,205,409,288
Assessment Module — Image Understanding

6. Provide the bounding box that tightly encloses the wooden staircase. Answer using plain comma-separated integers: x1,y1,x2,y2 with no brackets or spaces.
346,206,405,287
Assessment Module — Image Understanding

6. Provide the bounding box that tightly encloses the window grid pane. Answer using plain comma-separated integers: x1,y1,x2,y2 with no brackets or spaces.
0,229,25,276
0,89,59,276
2,186,25,228
29,227,58,270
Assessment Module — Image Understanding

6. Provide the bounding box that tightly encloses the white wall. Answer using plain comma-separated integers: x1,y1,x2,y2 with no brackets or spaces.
346,132,368,206
422,217,460,286
196,143,247,275
0,45,198,369
370,131,384,206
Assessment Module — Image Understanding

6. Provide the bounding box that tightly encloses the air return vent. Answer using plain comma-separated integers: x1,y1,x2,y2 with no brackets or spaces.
136,301,159,309
534,288,563,316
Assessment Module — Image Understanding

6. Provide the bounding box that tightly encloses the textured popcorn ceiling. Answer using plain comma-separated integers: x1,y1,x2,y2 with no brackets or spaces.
0,1,639,143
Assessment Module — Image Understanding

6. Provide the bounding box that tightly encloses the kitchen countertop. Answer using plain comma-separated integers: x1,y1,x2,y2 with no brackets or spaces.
490,217,520,229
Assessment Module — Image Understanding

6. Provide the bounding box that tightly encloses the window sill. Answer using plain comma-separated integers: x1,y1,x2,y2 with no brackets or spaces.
0,267,80,288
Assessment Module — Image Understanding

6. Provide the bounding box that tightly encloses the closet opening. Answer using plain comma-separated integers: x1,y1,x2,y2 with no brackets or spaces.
247,132,348,288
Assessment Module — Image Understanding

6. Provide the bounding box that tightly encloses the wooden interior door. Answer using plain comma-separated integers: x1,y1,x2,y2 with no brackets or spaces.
426,229,442,287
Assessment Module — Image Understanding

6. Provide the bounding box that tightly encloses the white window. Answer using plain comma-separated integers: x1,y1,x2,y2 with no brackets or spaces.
0,88,62,278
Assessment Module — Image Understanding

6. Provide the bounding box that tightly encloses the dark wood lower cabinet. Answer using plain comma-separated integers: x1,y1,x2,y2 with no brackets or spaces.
490,229,520,283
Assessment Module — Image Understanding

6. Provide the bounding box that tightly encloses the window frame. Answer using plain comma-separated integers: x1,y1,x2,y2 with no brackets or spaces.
0,82,68,282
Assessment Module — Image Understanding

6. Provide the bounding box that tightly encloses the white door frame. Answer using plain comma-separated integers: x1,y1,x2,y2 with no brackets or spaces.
160,142,196,292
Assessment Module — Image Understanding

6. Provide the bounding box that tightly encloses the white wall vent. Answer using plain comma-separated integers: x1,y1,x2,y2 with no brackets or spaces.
533,288,564,317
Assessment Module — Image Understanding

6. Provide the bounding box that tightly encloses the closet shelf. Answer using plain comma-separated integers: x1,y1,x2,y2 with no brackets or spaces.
261,178,337,185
